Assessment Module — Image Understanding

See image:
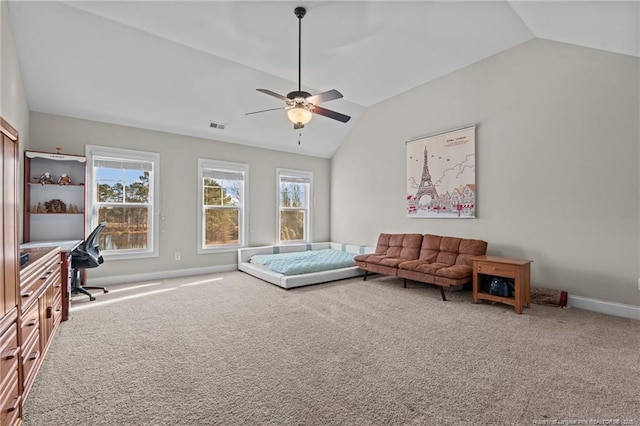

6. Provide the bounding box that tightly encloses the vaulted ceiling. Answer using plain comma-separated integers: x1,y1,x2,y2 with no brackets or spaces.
8,1,639,158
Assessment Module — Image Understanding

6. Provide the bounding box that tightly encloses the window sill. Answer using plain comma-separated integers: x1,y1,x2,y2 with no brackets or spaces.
198,246,243,255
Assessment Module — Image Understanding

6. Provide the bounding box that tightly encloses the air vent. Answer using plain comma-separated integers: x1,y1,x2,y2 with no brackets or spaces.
209,121,227,130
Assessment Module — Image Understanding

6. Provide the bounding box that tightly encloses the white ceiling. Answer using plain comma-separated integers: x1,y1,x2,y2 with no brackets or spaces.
8,1,640,158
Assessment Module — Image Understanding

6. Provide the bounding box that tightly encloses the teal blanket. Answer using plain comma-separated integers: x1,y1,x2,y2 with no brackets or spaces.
249,249,356,276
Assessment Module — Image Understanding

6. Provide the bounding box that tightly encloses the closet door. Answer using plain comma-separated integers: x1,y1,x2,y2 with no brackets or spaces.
1,117,19,317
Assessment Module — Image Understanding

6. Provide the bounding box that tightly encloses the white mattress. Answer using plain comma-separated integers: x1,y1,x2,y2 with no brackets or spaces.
238,242,373,289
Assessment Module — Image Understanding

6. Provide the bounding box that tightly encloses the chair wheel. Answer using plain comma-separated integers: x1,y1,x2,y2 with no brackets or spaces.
103,289,109,293
90,296,96,301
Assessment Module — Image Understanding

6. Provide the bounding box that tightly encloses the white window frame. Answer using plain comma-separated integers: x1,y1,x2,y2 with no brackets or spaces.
276,168,312,244
86,145,160,260
198,159,248,253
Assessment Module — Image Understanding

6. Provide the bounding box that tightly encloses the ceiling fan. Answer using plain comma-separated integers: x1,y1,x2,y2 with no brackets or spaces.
246,6,351,130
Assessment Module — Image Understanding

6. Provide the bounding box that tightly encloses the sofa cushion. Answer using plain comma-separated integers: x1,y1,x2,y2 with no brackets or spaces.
369,233,422,259
353,254,370,263
415,262,450,274
435,237,462,264
436,264,473,280
455,239,489,266
373,233,393,255
418,234,441,262
378,257,409,268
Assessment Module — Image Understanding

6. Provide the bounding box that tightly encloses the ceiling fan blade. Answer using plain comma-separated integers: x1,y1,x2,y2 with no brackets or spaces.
256,89,289,101
306,89,343,104
245,106,285,116
312,105,351,123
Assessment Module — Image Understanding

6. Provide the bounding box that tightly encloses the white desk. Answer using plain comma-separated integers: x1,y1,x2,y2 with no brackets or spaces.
21,239,83,321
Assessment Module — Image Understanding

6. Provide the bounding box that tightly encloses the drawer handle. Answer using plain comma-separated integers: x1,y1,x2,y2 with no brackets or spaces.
46,306,53,319
25,319,37,327
21,291,33,298
2,347,19,360
7,396,20,413
54,284,61,288
29,350,40,361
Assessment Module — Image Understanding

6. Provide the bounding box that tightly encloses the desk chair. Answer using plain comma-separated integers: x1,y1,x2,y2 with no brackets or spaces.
71,222,109,301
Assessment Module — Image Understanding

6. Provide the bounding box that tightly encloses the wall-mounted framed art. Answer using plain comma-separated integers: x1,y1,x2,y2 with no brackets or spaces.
406,124,476,218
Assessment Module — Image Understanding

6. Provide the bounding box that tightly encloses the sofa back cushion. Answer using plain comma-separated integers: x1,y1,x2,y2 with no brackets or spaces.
420,234,488,266
374,233,422,259
435,237,462,264
455,238,488,266
419,234,442,262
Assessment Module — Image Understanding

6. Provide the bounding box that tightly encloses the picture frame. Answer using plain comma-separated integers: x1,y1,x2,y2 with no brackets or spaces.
406,125,476,218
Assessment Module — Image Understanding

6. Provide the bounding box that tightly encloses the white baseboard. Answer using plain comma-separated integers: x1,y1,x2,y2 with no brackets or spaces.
568,295,640,321
88,264,238,287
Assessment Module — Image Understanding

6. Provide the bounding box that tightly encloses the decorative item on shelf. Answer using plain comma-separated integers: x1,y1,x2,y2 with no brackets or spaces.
32,202,42,213
58,173,72,185
68,204,80,214
55,146,63,153
44,198,66,213
37,172,55,185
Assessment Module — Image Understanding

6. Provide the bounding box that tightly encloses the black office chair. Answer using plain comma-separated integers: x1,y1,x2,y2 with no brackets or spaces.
71,222,109,301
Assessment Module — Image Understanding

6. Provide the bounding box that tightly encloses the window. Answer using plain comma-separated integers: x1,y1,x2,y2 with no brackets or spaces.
198,159,248,252
86,146,160,259
277,168,312,243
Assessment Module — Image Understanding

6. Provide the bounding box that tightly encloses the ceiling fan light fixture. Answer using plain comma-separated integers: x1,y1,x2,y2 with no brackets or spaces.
287,105,312,125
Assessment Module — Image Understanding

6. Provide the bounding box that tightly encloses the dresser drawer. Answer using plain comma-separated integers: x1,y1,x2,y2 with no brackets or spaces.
0,370,20,426
0,323,19,390
20,248,61,309
20,301,39,348
21,329,40,392
52,293,63,329
477,262,516,278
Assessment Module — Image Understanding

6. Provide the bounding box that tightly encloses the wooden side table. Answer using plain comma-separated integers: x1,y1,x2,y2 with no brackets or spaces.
471,255,533,314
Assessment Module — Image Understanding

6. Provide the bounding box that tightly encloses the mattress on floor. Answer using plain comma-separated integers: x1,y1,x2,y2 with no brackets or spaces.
249,249,356,276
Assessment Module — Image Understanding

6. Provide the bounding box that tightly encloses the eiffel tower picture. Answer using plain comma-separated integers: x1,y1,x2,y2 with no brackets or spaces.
414,146,439,203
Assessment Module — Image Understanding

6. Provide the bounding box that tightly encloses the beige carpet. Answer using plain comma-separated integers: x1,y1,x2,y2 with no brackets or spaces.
23,272,640,425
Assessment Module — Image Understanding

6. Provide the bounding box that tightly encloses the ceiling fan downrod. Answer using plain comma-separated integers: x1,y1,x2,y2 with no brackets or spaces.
295,7,306,93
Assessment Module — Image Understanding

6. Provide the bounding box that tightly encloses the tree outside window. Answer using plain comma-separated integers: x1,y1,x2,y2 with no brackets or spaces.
95,161,152,251
278,169,311,243
199,160,247,252
86,145,160,259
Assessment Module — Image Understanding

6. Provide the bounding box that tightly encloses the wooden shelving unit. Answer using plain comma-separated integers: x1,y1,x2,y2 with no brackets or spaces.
23,150,87,242
471,255,533,314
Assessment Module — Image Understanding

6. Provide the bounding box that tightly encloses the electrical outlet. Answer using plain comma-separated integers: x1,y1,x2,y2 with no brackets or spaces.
174,252,181,261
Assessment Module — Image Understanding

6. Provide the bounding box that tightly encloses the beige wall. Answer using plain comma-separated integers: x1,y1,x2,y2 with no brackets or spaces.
1,0,30,242
331,39,640,307
28,112,331,280
1,0,29,138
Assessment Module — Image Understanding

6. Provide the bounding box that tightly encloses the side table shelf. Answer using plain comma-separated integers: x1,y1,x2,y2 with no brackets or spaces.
471,255,533,314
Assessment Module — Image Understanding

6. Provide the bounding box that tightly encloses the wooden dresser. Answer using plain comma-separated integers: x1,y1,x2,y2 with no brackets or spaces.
1,117,21,426
1,117,65,425
19,247,63,401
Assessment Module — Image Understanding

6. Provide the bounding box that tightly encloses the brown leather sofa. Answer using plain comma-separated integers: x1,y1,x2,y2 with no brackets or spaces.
354,233,488,300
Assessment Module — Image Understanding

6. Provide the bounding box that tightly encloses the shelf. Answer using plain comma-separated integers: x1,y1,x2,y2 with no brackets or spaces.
24,150,87,242
28,212,84,215
474,291,516,306
28,182,85,187
472,255,533,314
